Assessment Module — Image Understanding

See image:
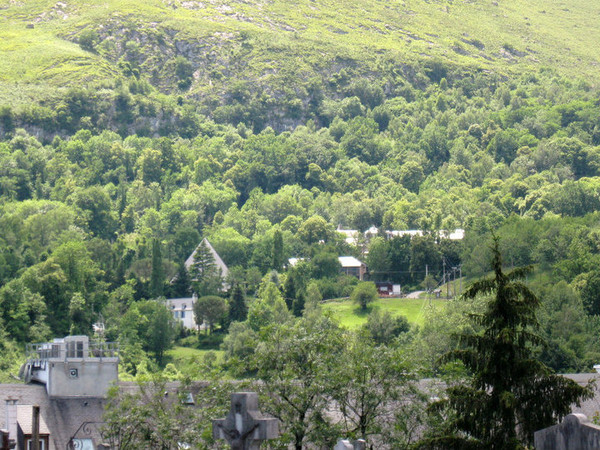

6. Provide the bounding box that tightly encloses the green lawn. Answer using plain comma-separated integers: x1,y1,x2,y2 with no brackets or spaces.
322,297,446,329
165,346,224,370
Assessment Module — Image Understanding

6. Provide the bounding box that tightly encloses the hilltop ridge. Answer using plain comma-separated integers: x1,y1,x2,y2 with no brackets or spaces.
1,0,599,114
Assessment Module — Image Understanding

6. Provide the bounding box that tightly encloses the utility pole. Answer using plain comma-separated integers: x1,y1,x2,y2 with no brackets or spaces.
459,265,462,295
32,405,40,450
425,264,430,306
452,267,457,297
443,258,447,299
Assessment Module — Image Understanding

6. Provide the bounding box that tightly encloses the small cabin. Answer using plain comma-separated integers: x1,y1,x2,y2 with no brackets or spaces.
338,256,367,281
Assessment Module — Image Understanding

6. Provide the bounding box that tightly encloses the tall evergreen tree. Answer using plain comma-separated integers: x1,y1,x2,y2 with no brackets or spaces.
192,239,217,278
426,237,592,449
192,239,222,296
272,229,284,272
171,262,191,298
283,272,297,310
150,239,164,298
228,283,248,323
292,290,305,317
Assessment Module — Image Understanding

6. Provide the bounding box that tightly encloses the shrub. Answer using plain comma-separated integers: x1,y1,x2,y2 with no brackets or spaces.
350,281,378,311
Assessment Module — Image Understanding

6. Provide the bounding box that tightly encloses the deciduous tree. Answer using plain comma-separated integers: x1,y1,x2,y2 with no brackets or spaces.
194,295,228,335
351,281,378,311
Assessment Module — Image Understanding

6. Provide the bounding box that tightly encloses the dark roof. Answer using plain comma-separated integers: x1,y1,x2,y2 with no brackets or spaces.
16,405,50,435
0,384,107,450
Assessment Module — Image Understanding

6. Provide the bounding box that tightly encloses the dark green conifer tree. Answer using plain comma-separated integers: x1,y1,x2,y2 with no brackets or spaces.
192,239,222,296
426,236,592,449
283,272,297,311
228,283,248,323
272,229,284,272
171,262,191,298
150,238,164,298
292,290,305,317
192,240,217,278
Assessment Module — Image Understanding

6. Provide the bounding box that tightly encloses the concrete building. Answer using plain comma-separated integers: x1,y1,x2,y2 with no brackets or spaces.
0,335,119,450
20,336,118,399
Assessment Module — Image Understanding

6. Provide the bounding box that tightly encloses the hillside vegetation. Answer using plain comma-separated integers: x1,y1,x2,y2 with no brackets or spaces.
1,0,600,388
1,0,600,120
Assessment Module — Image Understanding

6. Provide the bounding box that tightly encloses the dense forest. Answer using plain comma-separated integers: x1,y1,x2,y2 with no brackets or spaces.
1,0,600,445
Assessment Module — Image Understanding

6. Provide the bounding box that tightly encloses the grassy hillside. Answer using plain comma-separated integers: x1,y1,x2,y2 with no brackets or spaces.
1,0,599,108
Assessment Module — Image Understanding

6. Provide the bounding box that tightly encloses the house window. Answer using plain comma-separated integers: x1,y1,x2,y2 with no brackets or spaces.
173,311,179,319
27,439,45,450
181,311,185,319
67,341,84,358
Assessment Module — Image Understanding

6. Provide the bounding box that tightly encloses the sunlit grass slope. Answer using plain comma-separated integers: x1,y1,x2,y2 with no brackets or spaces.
1,0,599,103
322,297,446,329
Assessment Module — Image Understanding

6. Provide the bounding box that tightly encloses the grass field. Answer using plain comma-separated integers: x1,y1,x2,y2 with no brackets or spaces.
322,297,446,329
0,0,599,106
165,346,224,370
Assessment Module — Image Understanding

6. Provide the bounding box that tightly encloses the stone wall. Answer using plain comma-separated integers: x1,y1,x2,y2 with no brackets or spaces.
535,414,600,450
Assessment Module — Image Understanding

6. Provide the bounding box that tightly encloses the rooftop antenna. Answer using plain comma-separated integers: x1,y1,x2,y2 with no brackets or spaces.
92,314,105,341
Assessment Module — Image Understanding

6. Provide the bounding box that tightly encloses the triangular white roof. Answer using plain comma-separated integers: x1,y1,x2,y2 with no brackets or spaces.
185,238,229,279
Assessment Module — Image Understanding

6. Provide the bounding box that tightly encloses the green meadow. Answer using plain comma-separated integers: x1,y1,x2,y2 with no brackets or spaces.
1,0,599,107
322,297,447,329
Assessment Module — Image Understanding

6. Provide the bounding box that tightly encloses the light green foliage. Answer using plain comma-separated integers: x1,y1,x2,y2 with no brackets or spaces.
119,300,175,367
247,281,290,331
254,313,346,449
221,321,258,376
311,249,341,279
103,375,243,449
363,308,410,345
366,236,391,279
331,332,417,443
0,279,51,343
297,215,333,245
350,281,378,311
68,292,91,335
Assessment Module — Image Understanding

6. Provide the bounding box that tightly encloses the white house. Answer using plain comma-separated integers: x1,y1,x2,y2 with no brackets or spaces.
336,226,361,246
166,296,198,330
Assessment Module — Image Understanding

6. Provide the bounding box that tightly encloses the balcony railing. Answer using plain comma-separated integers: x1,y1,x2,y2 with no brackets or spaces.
26,341,119,360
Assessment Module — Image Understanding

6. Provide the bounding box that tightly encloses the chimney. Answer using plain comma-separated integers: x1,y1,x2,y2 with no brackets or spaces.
4,399,17,444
